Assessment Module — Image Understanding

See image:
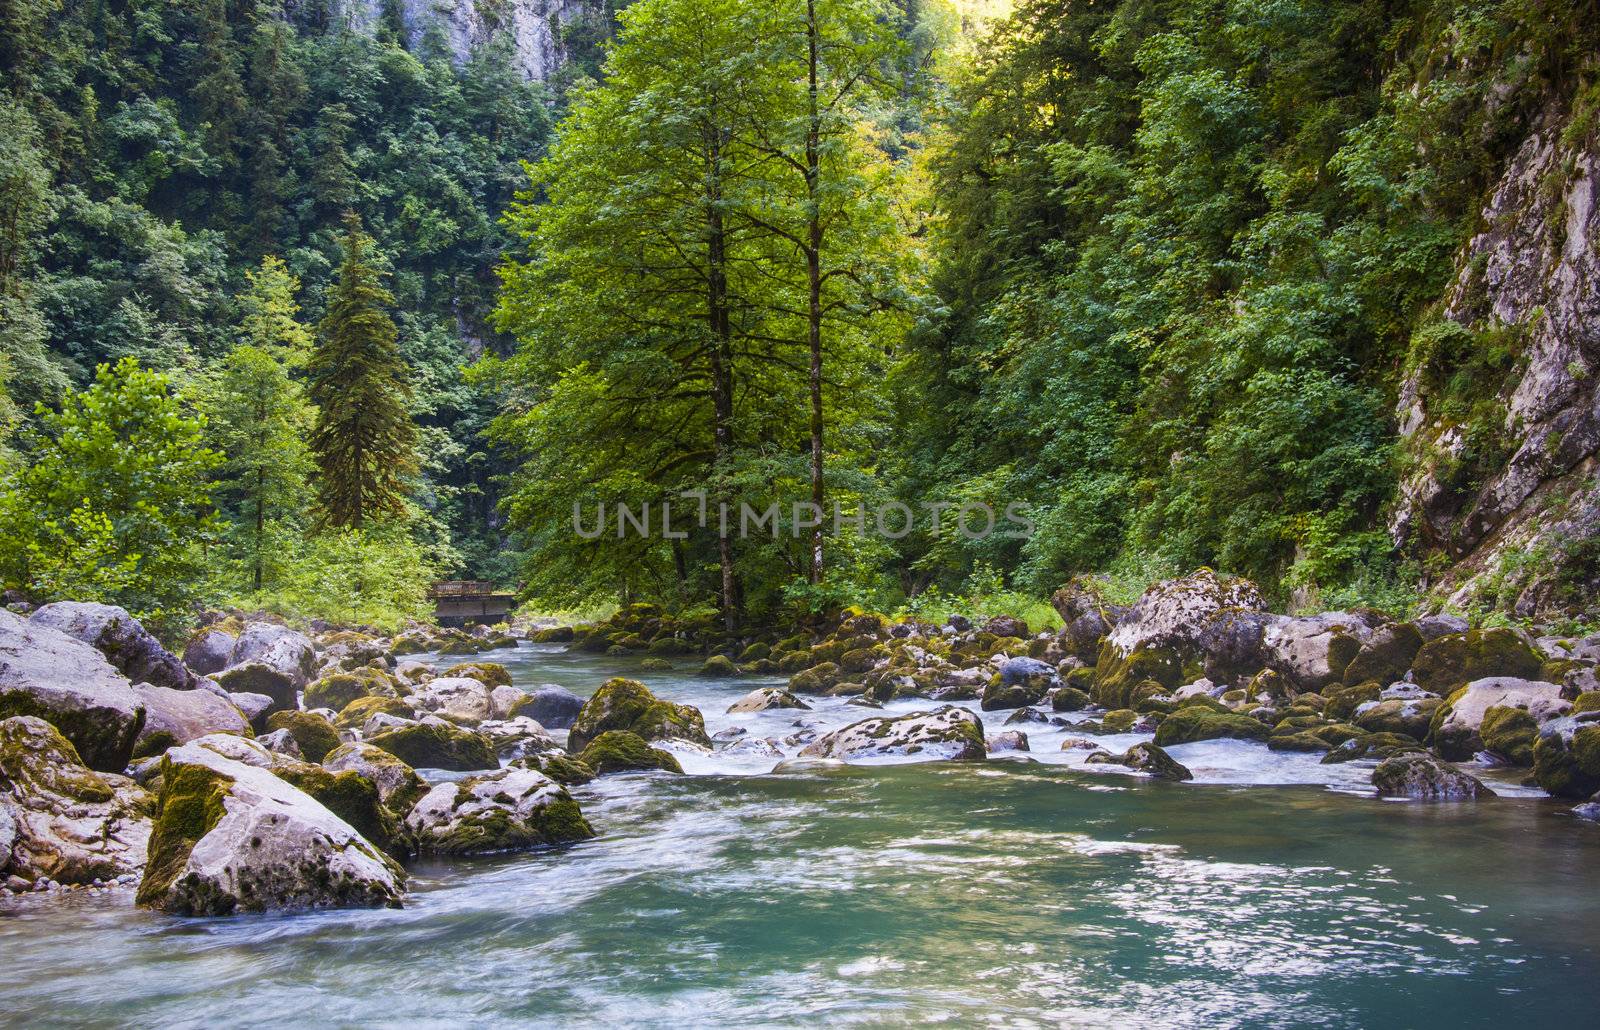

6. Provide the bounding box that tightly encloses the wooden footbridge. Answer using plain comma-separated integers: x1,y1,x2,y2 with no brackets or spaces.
429,580,516,627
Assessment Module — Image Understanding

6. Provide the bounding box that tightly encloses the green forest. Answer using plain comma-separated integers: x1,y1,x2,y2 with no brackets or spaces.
2,0,1597,637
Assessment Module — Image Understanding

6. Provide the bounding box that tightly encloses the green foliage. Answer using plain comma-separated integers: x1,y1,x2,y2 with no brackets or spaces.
309,216,419,529
0,358,220,630
245,525,437,632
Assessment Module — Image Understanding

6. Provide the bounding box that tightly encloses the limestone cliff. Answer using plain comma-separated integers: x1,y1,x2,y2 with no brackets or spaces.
1393,93,1600,616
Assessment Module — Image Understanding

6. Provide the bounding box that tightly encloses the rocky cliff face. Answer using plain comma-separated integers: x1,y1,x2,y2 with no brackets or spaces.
1392,99,1600,617
308,0,601,81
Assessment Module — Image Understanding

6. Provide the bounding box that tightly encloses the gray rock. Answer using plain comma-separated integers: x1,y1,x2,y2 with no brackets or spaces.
410,676,495,725
182,629,236,676
987,730,1030,753
1264,613,1370,691
800,706,986,762
1086,741,1194,781
727,687,811,714
1432,677,1567,761
214,662,298,711
227,691,277,732
0,609,147,772
323,742,426,812
255,728,304,759
30,601,195,690
132,684,251,757
511,685,586,729
136,740,404,915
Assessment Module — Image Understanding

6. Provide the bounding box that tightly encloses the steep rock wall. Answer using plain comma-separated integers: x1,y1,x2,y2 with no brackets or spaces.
1393,101,1600,616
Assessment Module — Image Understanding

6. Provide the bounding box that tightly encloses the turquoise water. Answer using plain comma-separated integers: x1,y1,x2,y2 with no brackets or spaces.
3,645,1598,1027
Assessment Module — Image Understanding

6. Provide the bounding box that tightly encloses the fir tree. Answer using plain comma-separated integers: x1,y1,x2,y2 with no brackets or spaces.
308,214,418,530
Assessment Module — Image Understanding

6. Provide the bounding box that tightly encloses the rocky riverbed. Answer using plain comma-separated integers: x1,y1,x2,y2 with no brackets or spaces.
3,574,1600,1023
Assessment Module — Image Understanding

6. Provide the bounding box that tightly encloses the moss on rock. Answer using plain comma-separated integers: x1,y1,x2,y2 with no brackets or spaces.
566,677,710,752
1411,628,1543,693
1153,707,1270,747
579,730,684,775
264,711,341,763
367,722,496,771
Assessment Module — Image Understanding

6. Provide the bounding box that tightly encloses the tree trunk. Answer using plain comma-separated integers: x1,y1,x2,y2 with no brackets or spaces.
805,0,825,585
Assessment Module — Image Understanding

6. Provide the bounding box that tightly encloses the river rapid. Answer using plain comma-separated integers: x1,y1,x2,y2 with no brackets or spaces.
3,643,1598,1027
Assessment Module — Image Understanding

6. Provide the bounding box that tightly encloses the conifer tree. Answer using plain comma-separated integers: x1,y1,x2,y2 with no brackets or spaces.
308,214,418,529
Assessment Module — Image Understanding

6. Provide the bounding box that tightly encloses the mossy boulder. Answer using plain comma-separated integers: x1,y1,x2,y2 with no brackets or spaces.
303,669,393,712
1371,753,1493,800
1480,705,1540,766
1153,707,1270,747
136,741,404,915
1320,732,1424,764
405,767,594,856
789,661,842,695
1093,643,1182,709
1100,709,1139,733
272,761,410,861
1342,622,1425,686
736,642,771,662
645,635,696,656
1353,697,1441,739
513,753,596,786
322,741,428,815
578,730,685,775
333,695,415,730
1266,722,1362,752
1411,628,1543,694
1573,691,1600,714
1050,686,1092,712
264,710,341,763
529,626,575,644
1427,678,1566,761
440,662,512,688
700,654,741,678
367,722,496,772
566,677,710,752
1531,718,1600,798
1324,681,1383,721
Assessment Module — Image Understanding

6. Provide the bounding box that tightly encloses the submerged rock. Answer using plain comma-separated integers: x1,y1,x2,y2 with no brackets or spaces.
0,609,147,772
136,740,404,915
1086,742,1193,781
566,678,710,751
405,767,592,856
1371,753,1494,800
0,716,152,887
799,706,986,762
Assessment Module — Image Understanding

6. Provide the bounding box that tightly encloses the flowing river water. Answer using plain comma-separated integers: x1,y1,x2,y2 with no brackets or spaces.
3,643,1598,1027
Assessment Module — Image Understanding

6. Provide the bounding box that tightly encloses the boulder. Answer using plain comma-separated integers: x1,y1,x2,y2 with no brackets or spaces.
255,728,303,759
800,707,986,762
1411,628,1544,694
700,654,741,677
478,717,562,760
131,684,252,759
405,767,593,856
1086,741,1193,781
333,695,414,730
1050,579,1122,661
30,602,195,690
1263,613,1370,691
982,657,1059,712
303,669,394,712
986,730,1030,753
0,609,147,772
514,753,596,786
1352,697,1441,740
507,685,586,729
1153,707,1271,747
214,662,298,711
322,742,427,814
726,687,810,714
1532,715,1600,798
982,615,1030,639
1320,732,1424,764
1095,570,1267,707
440,662,512,688
227,691,277,732
0,716,152,887
566,678,711,751
410,676,494,726
1428,678,1567,761
367,722,496,772
1371,753,1494,800
264,711,342,763
182,629,236,676
1342,623,1425,687
135,740,404,915
229,623,317,687
577,730,684,775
